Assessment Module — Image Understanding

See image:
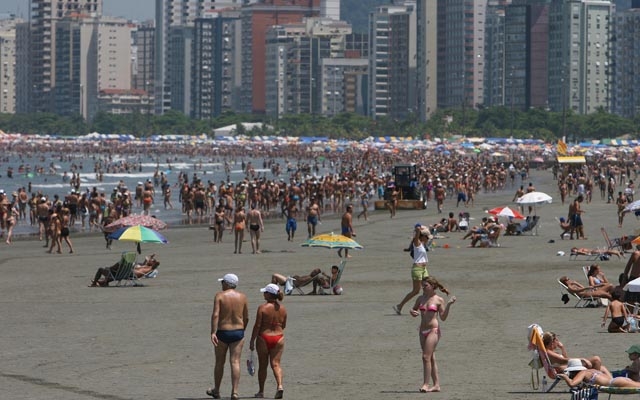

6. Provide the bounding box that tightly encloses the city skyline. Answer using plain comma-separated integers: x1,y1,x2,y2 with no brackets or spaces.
3,0,154,20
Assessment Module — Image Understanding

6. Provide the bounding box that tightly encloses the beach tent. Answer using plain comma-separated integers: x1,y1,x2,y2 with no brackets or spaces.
557,156,586,164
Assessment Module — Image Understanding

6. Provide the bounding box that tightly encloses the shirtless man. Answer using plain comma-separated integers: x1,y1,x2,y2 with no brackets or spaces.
36,197,50,244
207,273,249,400
284,200,298,241
247,205,264,254
337,204,355,259
568,194,586,240
306,198,321,238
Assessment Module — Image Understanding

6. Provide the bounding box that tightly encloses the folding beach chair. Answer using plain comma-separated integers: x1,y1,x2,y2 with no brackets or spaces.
319,260,347,295
520,215,540,235
570,248,601,261
601,227,624,253
527,323,560,392
108,251,138,286
557,279,601,308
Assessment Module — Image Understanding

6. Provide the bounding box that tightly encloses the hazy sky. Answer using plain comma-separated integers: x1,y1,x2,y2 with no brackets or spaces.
4,0,155,21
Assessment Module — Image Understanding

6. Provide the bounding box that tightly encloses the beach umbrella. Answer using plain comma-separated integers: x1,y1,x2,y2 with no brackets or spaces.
516,191,553,222
516,191,553,205
104,214,167,233
108,225,168,254
108,225,168,244
301,232,363,250
623,199,640,214
488,206,525,220
624,277,640,293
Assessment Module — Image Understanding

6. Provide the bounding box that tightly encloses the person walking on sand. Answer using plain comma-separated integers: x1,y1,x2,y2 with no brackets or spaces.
233,207,246,254
394,224,432,315
409,276,456,393
249,283,287,399
337,204,355,258
207,273,249,400
247,205,264,254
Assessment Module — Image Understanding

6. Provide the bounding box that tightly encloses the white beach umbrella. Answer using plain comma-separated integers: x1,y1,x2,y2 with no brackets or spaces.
516,191,553,205
624,277,640,293
623,199,640,214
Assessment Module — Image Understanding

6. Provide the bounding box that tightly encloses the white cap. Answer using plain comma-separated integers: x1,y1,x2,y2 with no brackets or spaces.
218,273,238,286
260,283,280,295
0,189,4,194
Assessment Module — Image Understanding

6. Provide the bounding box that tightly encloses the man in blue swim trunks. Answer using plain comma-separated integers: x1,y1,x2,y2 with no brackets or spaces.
208,273,249,399
306,197,321,238
337,204,355,258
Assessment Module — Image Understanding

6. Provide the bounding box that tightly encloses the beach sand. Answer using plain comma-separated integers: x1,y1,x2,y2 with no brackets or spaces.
0,168,637,400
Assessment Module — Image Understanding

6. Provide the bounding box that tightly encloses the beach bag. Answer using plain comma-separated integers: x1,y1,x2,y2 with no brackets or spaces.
527,324,544,389
571,387,598,400
628,316,639,333
284,276,295,296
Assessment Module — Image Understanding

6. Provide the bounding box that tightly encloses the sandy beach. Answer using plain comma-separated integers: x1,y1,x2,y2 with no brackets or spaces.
1,167,639,400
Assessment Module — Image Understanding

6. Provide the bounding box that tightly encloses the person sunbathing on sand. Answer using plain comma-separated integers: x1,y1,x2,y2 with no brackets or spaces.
558,359,640,388
559,276,615,300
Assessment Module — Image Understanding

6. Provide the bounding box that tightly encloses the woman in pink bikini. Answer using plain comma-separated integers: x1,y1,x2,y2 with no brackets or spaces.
410,276,456,393
249,283,287,399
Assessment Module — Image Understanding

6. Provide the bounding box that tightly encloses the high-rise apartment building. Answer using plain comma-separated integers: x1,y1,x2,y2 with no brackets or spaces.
240,0,320,114
155,0,238,115
503,0,550,111
548,0,613,114
15,22,31,114
53,15,131,119
483,0,507,108
0,18,23,114
415,0,437,121
191,10,241,120
437,0,486,113
369,3,415,120
611,8,640,118
28,0,102,113
132,22,155,96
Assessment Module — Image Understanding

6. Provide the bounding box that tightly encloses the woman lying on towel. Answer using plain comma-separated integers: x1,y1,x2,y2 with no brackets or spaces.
571,247,623,259
558,359,640,388
559,276,615,300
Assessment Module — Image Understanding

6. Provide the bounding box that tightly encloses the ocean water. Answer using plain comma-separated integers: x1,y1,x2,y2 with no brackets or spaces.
1,153,337,237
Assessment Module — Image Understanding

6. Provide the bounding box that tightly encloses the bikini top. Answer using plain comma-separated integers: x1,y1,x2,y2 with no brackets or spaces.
418,303,438,313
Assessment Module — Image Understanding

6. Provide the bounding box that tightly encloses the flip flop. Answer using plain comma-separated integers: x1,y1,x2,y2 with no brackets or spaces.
254,393,264,398
206,388,220,399
275,388,284,399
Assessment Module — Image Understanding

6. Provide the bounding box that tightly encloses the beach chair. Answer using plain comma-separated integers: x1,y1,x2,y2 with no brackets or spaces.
570,248,601,261
557,279,601,308
601,227,624,253
292,273,322,295
108,252,138,286
527,323,560,392
319,260,346,295
520,215,540,235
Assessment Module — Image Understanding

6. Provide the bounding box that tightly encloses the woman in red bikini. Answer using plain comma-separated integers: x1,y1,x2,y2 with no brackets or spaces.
249,283,287,399
409,276,456,393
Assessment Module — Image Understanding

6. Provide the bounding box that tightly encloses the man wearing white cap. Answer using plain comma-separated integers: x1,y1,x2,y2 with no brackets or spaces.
208,273,249,400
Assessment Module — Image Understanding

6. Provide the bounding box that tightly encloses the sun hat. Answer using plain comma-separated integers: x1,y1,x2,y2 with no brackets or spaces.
260,283,280,295
626,345,640,355
564,359,586,373
218,273,239,286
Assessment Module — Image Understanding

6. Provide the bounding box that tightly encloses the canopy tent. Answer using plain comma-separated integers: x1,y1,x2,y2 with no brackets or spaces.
557,156,586,164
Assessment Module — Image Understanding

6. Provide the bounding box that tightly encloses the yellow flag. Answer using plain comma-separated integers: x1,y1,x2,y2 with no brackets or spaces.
557,140,567,156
